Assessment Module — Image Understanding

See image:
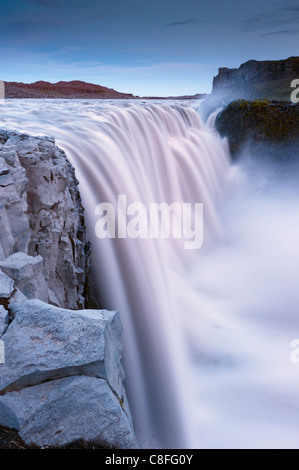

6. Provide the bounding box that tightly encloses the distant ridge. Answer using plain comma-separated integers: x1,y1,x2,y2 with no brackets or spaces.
4,80,135,99
3,80,204,100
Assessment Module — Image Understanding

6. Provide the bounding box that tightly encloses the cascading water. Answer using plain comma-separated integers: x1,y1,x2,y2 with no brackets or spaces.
1,99,299,449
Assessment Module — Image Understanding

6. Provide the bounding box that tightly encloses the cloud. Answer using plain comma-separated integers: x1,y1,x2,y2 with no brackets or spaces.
163,18,199,27
262,29,299,36
243,3,299,32
26,0,61,6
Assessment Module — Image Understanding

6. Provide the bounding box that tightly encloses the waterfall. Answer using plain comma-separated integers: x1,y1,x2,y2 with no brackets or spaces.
1,99,299,449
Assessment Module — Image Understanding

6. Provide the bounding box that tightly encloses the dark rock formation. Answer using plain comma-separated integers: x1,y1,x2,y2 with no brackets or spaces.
215,99,299,160
213,56,299,102
201,56,299,119
0,130,90,309
4,80,135,100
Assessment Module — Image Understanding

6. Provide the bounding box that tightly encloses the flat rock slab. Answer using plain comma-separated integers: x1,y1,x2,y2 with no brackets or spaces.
0,299,125,399
0,376,138,449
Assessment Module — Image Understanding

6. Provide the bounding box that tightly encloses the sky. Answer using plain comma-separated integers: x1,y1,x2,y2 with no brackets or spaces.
0,0,299,96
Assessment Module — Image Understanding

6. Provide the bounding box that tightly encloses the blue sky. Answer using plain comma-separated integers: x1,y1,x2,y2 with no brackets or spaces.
0,0,299,96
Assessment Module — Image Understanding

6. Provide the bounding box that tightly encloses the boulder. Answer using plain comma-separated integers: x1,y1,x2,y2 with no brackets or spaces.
0,376,137,449
0,299,125,398
0,299,136,448
215,99,299,160
0,269,14,299
0,253,48,301
0,305,9,336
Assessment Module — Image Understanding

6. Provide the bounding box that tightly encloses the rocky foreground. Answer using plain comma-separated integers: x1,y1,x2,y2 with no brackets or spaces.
0,131,137,449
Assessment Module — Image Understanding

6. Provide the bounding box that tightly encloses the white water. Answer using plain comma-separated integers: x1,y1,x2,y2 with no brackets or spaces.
1,99,299,449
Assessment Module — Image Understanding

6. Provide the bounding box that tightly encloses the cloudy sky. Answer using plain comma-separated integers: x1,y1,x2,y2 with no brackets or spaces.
0,0,299,96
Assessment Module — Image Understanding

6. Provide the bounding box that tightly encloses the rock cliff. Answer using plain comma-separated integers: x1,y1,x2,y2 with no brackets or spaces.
0,130,90,309
201,56,299,119
212,56,299,102
0,131,137,449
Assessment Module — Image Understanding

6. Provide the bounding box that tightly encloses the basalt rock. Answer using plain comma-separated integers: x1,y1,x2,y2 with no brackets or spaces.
0,300,137,449
201,56,299,119
215,100,299,160
0,130,90,309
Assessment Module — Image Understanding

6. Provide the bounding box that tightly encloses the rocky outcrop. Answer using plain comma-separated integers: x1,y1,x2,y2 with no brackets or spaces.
201,56,299,119
0,130,137,448
215,99,299,159
212,56,299,102
0,131,90,309
0,300,137,449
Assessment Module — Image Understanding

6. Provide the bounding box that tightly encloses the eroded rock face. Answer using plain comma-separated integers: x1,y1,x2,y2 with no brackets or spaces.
0,300,137,449
0,130,90,309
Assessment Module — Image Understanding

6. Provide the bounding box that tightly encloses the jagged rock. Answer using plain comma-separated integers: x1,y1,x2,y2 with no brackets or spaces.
0,131,90,309
8,288,27,306
0,204,14,259
0,253,47,301
0,269,14,299
0,299,136,449
0,376,138,449
0,305,9,336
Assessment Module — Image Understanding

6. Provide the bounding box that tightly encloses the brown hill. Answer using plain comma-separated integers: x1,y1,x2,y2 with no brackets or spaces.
4,80,135,99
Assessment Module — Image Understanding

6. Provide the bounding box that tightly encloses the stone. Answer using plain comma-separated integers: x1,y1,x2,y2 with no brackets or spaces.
0,299,126,400
0,204,15,258
0,131,90,309
0,269,14,299
0,305,9,336
0,376,138,449
0,299,137,449
0,252,48,301
215,99,299,159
